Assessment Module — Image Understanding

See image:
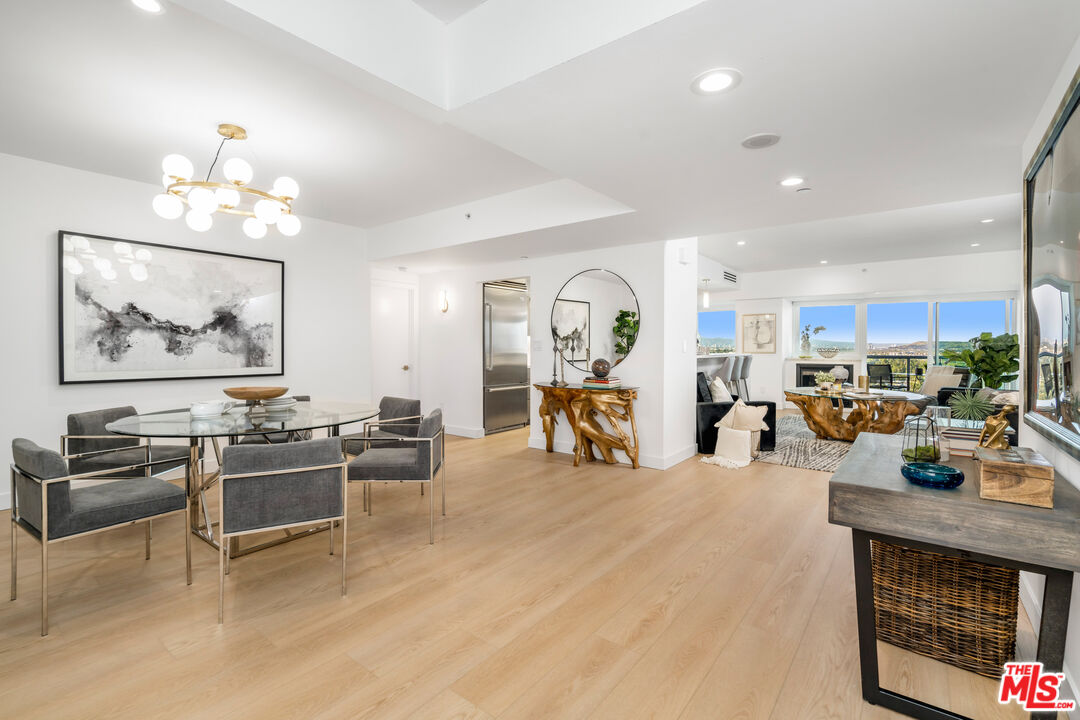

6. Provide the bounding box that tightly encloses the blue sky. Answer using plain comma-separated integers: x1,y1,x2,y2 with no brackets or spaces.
801,300,1010,345
698,310,735,338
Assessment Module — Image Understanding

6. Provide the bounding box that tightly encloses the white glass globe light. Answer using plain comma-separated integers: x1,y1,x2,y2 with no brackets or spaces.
243,217,268,239
161,154,193,180
129,263,149,282
215,187,240,209
223,157,253,185
254,198,282,224
152,192,184,219
185,210,213,232
101,267,118,281
186,187,218,214
272,176,300,199
276,213,301,236
134,248,153,263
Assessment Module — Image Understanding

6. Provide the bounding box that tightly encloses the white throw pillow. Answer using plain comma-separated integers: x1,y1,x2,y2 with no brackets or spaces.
918,368,958,399
709,375,733,403
716,399,769,456
700,425,752,469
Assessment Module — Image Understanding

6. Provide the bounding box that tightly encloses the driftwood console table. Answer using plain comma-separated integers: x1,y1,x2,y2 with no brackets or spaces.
830,432,1080,720
533,383,639,468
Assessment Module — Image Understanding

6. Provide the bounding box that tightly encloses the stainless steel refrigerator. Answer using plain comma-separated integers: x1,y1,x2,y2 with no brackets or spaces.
483,281,530,434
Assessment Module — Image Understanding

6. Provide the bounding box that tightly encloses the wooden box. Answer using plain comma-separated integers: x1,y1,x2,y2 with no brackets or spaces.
974,446,1055,509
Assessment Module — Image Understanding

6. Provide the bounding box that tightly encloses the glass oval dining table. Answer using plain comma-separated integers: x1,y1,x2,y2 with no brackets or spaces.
106,401,380,557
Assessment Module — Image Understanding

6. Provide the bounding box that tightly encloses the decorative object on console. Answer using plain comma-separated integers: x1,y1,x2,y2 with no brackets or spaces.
534,383,639,468
551,346,565,387
978,404,1018,450
975,446,1054,509
901,415,940,462
583,376,621,389
591,358,611,378
742,313,776,353
58,231,284,384
947,388,995,420
901,462,964,489
941,331,1020,389
830,365,850,383
153,123,301,238
800,323,825,357
816,347,840,358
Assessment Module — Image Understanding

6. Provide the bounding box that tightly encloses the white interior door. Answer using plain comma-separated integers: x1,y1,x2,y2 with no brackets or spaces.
371,281,416,399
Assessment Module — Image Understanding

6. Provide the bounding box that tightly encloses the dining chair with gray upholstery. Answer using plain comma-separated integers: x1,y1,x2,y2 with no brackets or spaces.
341,396,421,457
346,409,445,544
64,406,190,477
10,438,190,635
216,437,347,623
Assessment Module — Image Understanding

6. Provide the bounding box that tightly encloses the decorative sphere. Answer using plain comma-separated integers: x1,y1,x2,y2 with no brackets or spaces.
272,176,300,199
161,153,193,180
591,358,611,378
276,213,301,236
186,187,217,214
223,157,253,185
242,217,267,239
215,187,240,209
152,192,183,219
185,210,213,232
254,198,283,224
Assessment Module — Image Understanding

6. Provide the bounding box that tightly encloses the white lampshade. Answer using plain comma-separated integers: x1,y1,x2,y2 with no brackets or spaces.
161,154,193,180
134,248,153,263
276,213,301,236
101,267,118,281
129,263,149,282
152,192,184,219
223,157,253,185
272,176,300,199
215,187,240,209
187,187,218,214
185,210,212,232
254,198,282,225
243,217,267,239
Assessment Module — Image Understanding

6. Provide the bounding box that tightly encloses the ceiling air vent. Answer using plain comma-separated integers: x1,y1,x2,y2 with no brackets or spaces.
722,270,738,285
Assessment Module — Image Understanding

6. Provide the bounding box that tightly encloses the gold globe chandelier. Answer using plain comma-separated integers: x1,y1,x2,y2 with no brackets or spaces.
152,123,301,239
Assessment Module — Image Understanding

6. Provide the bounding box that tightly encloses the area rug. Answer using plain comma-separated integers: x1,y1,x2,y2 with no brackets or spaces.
755,415,853,472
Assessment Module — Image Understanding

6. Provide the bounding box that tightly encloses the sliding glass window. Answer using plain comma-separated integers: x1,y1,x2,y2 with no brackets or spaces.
798,305,856,352
867,302,929,391
936,300,1012,365
698,310,735,353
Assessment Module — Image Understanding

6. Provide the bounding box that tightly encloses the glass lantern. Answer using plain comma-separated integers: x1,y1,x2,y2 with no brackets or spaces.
901,416,940,463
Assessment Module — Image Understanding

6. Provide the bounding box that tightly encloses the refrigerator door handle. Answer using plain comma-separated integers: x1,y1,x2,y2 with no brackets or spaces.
484,302,494,371
484,385,531,392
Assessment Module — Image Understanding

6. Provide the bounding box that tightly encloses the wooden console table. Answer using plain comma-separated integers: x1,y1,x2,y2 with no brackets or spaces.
533,383,639,468
830,432,1080,720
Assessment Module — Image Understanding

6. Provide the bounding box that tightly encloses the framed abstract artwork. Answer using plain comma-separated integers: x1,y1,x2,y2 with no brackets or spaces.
58,231,284,384
551,298,591,363
741,313,777,353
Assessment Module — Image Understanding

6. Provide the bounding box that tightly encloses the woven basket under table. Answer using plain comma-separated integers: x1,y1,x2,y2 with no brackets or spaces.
871,540,1019,678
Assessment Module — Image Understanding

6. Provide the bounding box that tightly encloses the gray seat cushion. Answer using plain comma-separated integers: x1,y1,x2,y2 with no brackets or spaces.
53,478,186,540
347,408,443,482
220,437,344,534
70,444,191,476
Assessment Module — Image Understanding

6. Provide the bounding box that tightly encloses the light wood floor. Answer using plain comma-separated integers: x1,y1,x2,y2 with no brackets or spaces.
0,428,1046,719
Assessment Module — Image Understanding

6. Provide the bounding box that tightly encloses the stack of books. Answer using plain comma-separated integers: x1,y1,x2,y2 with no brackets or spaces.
583,376,621,389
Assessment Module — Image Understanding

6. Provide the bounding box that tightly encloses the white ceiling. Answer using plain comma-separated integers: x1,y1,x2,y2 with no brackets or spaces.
410,0,487,24
700,194,1022,273
3,0,1080,273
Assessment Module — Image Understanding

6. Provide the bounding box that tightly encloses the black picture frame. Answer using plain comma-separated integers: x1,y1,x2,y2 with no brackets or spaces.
58,230,285,385
1023,66,1080,460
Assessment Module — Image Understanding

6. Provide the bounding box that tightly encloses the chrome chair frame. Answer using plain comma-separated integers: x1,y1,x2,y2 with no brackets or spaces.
346,423,446,544
350,414,425,503
216,461,348,624
10,447,191,636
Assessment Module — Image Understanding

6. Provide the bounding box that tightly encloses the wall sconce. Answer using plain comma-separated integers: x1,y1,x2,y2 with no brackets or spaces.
701,278,710,308
438,289,449,313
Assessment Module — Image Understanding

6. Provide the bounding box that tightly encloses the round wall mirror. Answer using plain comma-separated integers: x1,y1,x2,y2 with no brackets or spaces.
551,269,640,371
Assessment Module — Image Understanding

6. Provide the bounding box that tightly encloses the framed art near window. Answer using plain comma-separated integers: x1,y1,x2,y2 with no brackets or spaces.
58,231,284,384
742,313,776,353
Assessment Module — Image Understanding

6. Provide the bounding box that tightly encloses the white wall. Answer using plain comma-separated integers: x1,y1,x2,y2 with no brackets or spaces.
416,239,698,469
0,153,372,509
1018,34,1080,699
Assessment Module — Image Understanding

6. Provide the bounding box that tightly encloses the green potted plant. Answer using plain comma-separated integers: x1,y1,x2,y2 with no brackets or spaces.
941,332,1020,389
814,370,835,391
613,310,639,359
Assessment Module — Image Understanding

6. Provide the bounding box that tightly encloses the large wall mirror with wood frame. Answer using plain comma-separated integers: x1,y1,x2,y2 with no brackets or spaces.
1025,69,1080,460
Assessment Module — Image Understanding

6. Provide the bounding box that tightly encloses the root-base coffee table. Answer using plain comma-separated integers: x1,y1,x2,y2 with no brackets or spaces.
784,386,926,442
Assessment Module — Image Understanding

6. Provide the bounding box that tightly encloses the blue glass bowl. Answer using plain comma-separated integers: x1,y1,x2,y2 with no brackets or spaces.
901,462,964,489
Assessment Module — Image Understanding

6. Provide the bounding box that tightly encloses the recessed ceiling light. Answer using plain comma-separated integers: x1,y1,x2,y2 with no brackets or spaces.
736,240,746,246
970,242,981,247
780,176,805,187
741,133,780,149
691,68,742,95
820,260,828,265
132,0,164,13
980,218,994,224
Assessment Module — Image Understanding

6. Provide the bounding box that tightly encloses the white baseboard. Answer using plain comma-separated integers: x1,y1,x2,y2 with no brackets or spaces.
446,425,485,439
1019,571,1078,705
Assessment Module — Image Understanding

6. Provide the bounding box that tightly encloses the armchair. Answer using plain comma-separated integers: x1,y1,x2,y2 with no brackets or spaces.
10,438,190,635
341,396,421,457
64,406,189,477
695,373,776,455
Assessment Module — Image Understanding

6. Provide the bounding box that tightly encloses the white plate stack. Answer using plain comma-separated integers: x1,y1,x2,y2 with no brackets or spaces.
264,396,298,411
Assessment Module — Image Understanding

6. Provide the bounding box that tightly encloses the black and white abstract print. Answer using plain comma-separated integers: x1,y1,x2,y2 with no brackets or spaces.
59,232,283,383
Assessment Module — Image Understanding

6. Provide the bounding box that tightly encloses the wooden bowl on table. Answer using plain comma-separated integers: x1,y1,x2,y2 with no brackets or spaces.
223,387,289,412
